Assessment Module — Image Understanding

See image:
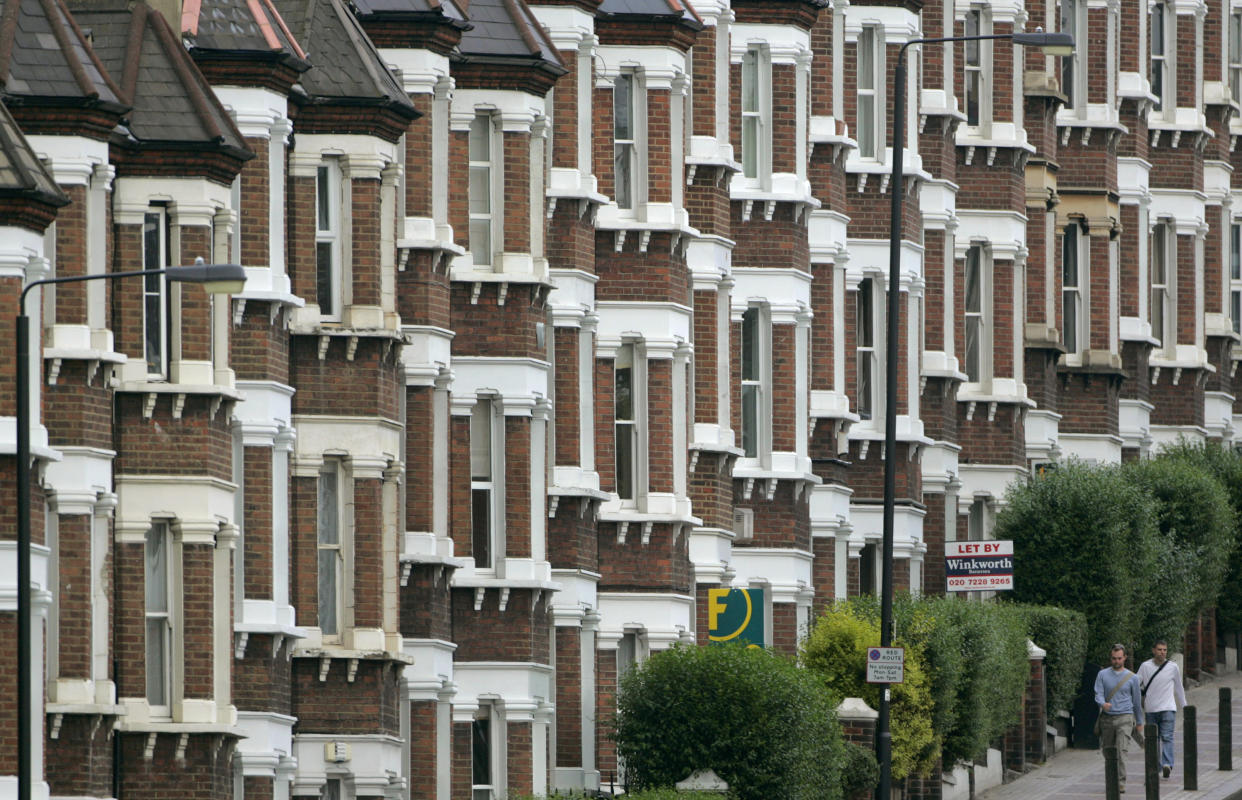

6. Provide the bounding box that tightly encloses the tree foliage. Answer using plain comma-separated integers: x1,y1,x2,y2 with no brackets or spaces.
1007,603,1088,718
613,643,849,800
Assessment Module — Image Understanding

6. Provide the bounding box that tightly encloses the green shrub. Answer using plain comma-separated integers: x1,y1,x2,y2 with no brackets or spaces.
508,792,729,800
1008,604,1088,718
1123,456,1236,638
613,643,847,800
840,742,879,798
801,601,937,779
932,600,1029,764
1157,441,1242,632
996,460,1160,662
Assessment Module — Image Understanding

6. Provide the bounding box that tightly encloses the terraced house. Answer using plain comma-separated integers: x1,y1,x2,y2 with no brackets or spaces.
0,0,1234,795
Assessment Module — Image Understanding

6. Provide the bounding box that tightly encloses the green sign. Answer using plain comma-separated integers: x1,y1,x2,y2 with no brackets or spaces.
707,588,765,648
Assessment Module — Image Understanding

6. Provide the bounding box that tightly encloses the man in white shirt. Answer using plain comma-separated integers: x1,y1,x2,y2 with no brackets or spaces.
1137,639,1187,778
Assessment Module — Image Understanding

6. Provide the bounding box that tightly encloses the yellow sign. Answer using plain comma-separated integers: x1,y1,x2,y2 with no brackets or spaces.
706,588,765,647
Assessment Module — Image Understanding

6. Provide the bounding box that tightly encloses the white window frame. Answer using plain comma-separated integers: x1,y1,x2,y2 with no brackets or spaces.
1231,11,1242,105
1231,222,1241,335
317,458,347,640
963,244,992,385
856,26,884,160
1062,222,1085,355
1151,220,1174,351
614,343,647,506
740,305,772,463
613,70,646,212
316,159,343,320
142,207,169,378
740,44,772,185
1060,0,1086,113
963,7,992,131
469,111,502,268
856,277,881,420
145,520,175,716
470,397,505,572
1151,1,1173,116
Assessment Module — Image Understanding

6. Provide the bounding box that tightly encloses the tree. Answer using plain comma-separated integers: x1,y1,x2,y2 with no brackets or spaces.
613,643,850,800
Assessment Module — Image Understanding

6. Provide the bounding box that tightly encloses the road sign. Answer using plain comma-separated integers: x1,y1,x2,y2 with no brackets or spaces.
945,539,1014,592
706,588,765,648
866,646,905,684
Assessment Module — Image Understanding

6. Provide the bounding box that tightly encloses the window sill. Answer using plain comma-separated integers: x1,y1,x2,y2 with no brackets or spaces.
287,316,405,339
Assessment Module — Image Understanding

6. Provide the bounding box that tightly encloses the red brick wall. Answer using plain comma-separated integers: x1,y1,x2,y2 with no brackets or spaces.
290,657,402,736
450,587,552,664
240,138,271,266
555,626,582,767
408,700,440,798
244,447,273,600
116,732,237,800
400,563,454,640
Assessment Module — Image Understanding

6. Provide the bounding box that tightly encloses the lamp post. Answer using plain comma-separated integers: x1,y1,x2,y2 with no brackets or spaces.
15,260,245,800
876,30,1072,800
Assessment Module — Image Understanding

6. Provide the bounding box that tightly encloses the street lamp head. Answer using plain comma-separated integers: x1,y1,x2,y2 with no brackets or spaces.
1012,30,1074,56
165,259,247,294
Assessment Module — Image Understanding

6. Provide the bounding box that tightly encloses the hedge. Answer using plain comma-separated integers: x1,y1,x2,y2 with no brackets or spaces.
996,460,1160,662
801,600,937,779
613,643,848,800
1157,441,1242,632
1007,603,1088,719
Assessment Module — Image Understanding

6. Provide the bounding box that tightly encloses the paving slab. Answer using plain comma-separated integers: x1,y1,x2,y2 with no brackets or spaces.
978,669,1242,800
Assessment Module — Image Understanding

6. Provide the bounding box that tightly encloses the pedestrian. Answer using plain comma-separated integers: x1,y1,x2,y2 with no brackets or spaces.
1137,639,1187,779
1095,643,1145,794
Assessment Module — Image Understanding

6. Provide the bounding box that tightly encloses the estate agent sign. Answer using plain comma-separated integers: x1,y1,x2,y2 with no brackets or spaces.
945,540,1014,592
706,587,766,648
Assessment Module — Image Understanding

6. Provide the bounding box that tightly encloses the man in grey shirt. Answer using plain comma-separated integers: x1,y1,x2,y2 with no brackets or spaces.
1095,643,1145,793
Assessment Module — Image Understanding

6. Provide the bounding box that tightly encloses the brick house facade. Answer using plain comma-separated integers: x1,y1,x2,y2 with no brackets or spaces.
0,0,1235,795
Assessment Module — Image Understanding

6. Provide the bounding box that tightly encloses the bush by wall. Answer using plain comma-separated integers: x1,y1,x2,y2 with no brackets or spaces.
801,601,938,779
996,460,1160,662
1122,456,1236,646
612,642,848,800
1008,603,1088,719
1157,441,1242,633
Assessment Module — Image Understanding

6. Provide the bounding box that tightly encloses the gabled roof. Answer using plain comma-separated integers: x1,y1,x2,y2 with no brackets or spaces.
69,1,251,177
351,0,467,23
181,0,308,68
458,0,558,64
275,0,419,137
598,0,701,28
0,0,125,109
0,97,67,206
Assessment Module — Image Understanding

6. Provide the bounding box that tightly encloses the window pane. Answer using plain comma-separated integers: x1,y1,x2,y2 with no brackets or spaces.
742,385,759,457
858,31,873,88
469,166,491,215
1233,291,1241,335
1063,291,1078,353
1232,225,1240,280
743,49,759,112
317,469,339,545
145,293,164,375
857,281,873,347
1062,227,1078,287
742,308,759,380
966,13,980,60
1151,289,1165,346
965,318,980,382
614,143,633,209
742,117,758,179
469,116,490,162
614,75,633,140
317,166,331,232
472,718,491,785
318,549,338,635
145,527,167,612
965,250,981,312
469,220,492,266
858,355,873,419
615,363,633,421
616,422,634,500
471,401,492,480
965,72,980,126
858,96,874,159
143,213,162,271
316,242,335,317
145,618,167,705
471,488,492,568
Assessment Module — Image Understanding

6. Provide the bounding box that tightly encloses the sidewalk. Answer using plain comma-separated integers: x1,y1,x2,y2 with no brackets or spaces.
978,669,1242,800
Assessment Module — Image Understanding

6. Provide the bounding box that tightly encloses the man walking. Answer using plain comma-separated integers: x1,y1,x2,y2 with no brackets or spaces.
1096,643,1145,793
1137,639,1186,779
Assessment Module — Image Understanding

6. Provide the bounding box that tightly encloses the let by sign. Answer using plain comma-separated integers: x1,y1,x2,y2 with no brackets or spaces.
945,540,1014,592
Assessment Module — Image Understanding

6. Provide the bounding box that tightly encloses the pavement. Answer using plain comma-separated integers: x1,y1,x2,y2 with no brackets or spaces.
978,668,1242,800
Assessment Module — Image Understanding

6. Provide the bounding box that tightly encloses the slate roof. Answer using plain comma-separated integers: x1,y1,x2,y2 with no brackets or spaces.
275,0,416,112
0,98,67,204
350,0,467,23
0,0,125,109
182,0,307,65
598,0,701,27
70,2,249,154
456,0,562,68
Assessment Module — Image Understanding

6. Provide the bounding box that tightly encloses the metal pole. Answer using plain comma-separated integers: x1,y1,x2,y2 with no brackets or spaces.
1145,719,1160,800
1221,687,1233,772
876,39,908,800
1184,705,1197,791
16,310,31,800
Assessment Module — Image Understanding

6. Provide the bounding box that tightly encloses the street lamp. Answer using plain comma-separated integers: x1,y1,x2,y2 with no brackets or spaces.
15,260,245,800
876,29,1072,800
